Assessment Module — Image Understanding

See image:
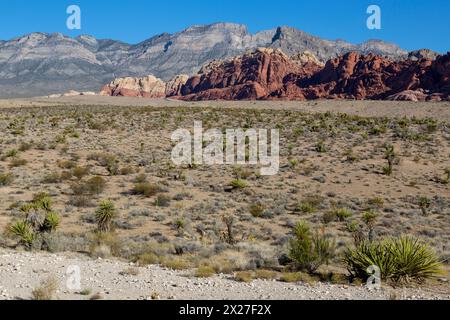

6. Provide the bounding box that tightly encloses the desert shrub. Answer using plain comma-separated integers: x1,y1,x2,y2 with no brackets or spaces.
134,173,147,183
230,179,248,189
95,200,118,233
367,197,384,209
232,166,252,179
254,269,278,280
296,202,315,214
135,252,160,266
333,208,352,221
71,176,106,196
195,265,216,278
72,166,90,180
42,172,61,184
161,257,191,270
417,196,431,216
249,203,265,217
234,271,253,282
120,166,135,175
5,149,18,158
133,183,163,197
279,272,314,284
343,236,441,283
315,140,327,153
9,157,27,168
288,221,335,274
322,211,336,224
31,277,59,300
0,172,14,186
88,232,122,258
57,160,76,169
154,194,171,207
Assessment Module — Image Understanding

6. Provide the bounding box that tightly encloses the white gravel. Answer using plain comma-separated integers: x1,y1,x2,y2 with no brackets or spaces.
0,248,448,300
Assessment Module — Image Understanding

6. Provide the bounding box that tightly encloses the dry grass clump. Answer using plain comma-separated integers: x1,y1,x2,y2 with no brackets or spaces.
195,265,216,278
31,277,59,300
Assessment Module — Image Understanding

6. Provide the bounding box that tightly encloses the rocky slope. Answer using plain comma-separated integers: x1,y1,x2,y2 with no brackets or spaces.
172,49,450,101
0,23,411,98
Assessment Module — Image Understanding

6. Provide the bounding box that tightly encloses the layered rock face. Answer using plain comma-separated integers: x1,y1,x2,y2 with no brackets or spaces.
100,74,189,98
175,50,450,101
100,75,166,98
178,48,322,100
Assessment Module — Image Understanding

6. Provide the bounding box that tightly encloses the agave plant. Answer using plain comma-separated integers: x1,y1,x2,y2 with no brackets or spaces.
95,200,117,232
8,220,35,248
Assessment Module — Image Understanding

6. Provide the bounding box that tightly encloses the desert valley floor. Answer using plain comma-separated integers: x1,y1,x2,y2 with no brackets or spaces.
0,96,449,300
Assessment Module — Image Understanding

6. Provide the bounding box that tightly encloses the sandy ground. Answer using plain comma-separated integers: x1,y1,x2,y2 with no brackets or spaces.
0,248,448,300
0,96,449,301
0,96,449,121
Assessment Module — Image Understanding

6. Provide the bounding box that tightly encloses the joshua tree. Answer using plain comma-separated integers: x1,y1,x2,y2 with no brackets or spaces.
222,214,236,245
362,211,378,242
418,196,431,216
383,143,396,176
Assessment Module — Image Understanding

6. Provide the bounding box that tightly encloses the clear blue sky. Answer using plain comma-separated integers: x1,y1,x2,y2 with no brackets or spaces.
0,0,448,53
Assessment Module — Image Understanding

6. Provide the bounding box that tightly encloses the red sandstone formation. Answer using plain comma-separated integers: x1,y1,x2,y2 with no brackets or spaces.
100,48,449,101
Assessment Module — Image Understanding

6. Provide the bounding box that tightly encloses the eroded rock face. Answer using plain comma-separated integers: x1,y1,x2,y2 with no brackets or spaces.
165,74,189,96
177,49,450,101
291,51,325,67
100,75,166,98
179,48,322,100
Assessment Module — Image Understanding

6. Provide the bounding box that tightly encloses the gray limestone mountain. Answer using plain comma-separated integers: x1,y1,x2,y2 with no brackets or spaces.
0,22,412,98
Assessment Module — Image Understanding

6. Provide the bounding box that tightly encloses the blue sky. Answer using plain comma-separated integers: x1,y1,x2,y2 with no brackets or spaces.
0,0,448,52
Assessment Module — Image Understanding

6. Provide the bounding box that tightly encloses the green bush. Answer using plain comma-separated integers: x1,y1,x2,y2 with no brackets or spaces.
343,236,441,283
0,172,14,186
333,208,352,221
230,179,248,189
288,221,335,274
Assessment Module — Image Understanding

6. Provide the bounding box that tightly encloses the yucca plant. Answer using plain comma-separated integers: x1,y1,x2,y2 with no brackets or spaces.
41,212,61,233
417,196,431,216
35,196,52,212
383,143,396,176
7,220,35,248
95,200,117,232
343,236,441,283
343,240,396,280
288,221,335,274
389,236,441,283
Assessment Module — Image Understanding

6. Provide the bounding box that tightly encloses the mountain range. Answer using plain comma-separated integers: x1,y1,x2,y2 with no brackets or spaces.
0,22,440,98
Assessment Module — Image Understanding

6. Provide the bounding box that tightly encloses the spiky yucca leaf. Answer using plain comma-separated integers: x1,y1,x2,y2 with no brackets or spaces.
343,240,396,280
390,236,441,283
42,212,61,232
343,236,442,283
7,220,35,247
95,200,117,232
